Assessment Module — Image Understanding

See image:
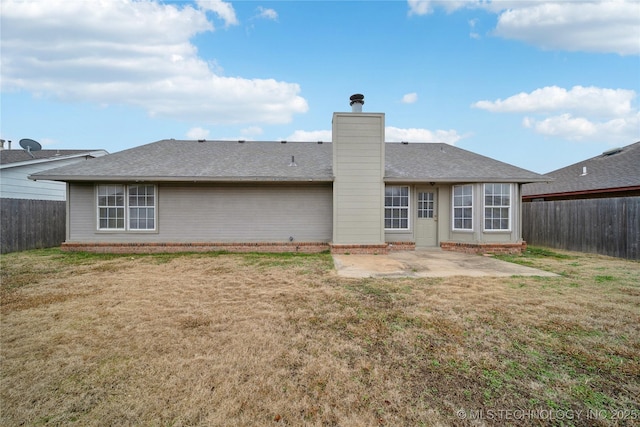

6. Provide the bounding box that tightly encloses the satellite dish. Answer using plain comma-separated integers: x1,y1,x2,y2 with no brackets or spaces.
19,138,42,155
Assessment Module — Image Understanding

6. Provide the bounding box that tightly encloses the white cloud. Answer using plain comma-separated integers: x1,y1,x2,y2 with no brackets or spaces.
475,85,639,143
1,0,308,125
494,1,640,56
385,127,463,145
196,0,238,27
285,127,463,144
468,18,480,39
286,130,332,142
241,126,264,137
186,127,210,140
473,86,636,118
407,0,640,56
256,6,278,21
401,93,418,104
407,0,467,15
523,112,640,143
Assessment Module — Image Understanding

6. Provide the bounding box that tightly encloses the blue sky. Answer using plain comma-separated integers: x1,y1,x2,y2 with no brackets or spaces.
1,0,639,173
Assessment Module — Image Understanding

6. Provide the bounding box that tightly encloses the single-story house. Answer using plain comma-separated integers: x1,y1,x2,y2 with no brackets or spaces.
522,140,640,201
30,96,549,254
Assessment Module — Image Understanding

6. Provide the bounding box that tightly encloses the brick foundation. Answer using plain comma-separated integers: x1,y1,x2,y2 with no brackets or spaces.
387,242,416,251
440,241,527,255
329,244,390,255
61,242,330,254
61,241,525,255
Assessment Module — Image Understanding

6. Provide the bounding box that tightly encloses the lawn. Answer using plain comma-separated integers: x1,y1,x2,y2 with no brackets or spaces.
1,247,639,426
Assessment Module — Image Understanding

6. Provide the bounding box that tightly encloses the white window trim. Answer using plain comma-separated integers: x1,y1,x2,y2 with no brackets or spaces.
97,184,126,231
483,183,512,232
384,185,411,231
452,184,474,231
96,184,157,232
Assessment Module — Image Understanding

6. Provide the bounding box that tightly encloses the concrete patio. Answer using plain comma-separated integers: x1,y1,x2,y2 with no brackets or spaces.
332,248,558,278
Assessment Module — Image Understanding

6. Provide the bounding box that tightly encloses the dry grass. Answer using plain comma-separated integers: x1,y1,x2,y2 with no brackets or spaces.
1,248,639,426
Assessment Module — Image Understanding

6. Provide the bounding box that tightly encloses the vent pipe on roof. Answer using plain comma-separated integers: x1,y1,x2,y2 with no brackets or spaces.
350,94,364,112
580,166,588,176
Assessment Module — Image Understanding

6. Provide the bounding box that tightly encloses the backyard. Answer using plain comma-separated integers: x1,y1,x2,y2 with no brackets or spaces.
1,247,639,426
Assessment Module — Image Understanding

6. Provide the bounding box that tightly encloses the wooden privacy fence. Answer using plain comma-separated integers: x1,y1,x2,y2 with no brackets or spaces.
522,197,640,260
1,198,66,254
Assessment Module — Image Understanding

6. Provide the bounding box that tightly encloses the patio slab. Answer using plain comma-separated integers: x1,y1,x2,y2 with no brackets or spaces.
332,248,558,278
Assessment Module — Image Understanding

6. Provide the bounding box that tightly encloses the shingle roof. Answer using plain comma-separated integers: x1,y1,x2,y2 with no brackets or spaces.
30,139,548,183
522,141,640,197
0,149,103,166
385,143,546,182
30,140,334,182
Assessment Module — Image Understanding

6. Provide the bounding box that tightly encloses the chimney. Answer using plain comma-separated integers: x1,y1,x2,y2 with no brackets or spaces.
349,93,364,112
0,139,4,150
332,94,385,246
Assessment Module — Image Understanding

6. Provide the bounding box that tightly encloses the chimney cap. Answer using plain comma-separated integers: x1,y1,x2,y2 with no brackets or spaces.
349,93,364,105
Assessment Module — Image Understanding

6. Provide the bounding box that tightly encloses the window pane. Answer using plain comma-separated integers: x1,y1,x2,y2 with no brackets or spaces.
129,185,155,230
385,186,409,229
483,184,510,230
97,185,125,228
453,186,473,230
418,192,434,219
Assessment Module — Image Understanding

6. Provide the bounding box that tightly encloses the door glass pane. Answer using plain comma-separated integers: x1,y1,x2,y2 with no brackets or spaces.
418,192,434,219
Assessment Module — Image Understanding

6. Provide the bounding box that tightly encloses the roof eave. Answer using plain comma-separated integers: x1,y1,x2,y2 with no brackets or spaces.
384,177,551,184
523,185,640,199
29,175,334,183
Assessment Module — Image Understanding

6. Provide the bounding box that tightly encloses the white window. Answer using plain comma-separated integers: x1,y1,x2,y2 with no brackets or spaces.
453,184,473,230
417,191,434,219
97,184,156,231
97,184,125,230
129,185,156,230
385,186,409,229
484,183,511,231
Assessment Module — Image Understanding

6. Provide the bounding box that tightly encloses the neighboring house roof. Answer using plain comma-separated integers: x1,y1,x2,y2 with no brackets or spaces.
0,149,108,168
29,139,548,184
522,141,640,198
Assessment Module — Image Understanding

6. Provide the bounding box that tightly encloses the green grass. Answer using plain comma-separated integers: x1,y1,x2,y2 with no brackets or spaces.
495,246,576,266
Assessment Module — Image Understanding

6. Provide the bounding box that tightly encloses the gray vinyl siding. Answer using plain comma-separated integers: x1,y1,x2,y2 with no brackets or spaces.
0,159,83,200
332,113,385,245
68,183,332,243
